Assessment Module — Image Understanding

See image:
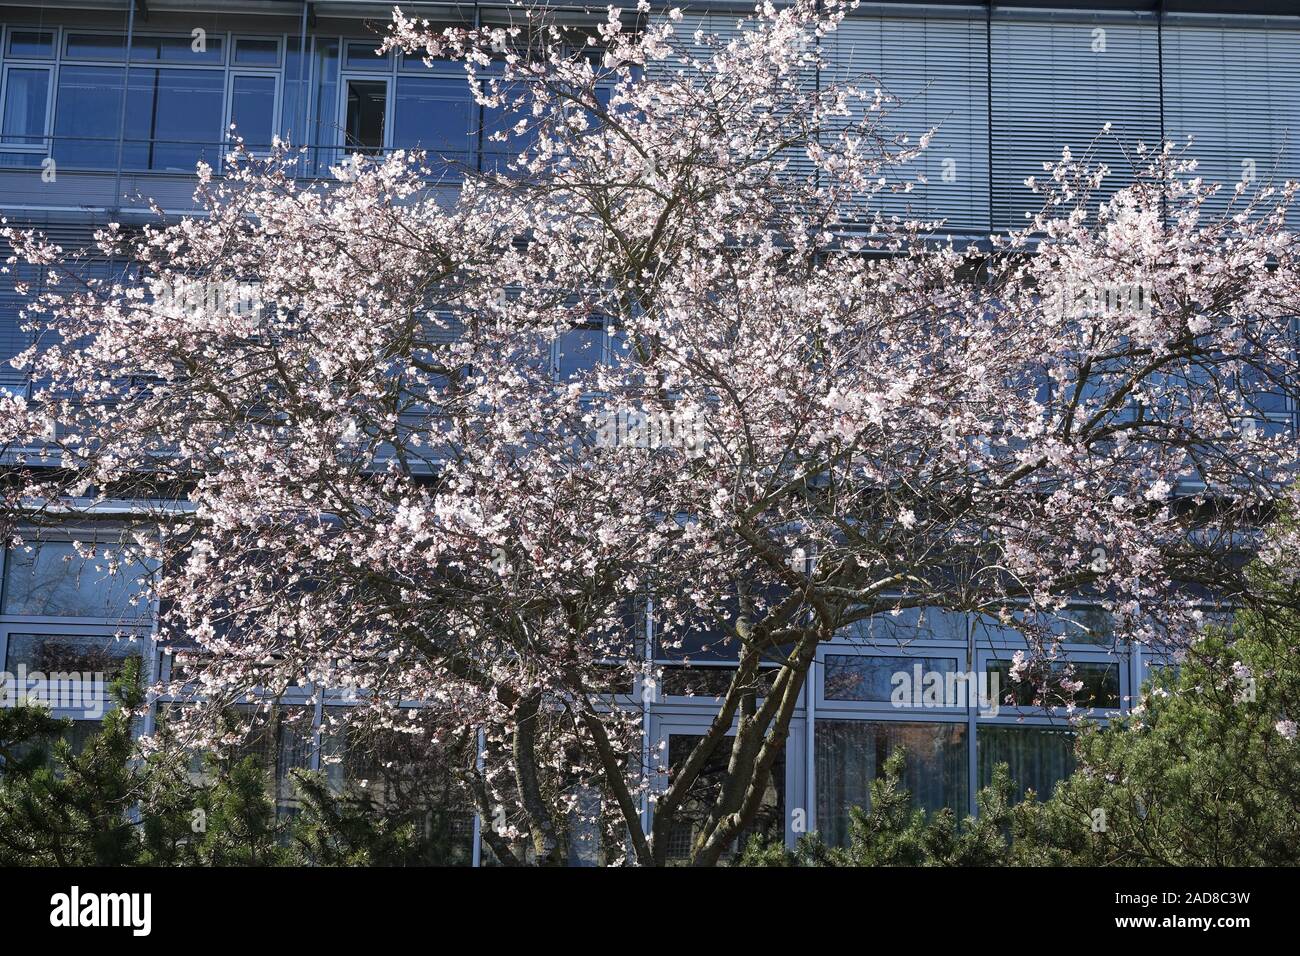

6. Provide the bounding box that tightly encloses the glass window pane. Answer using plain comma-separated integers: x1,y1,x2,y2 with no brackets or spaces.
131,34,223,64
7,30,55,58
815,720,968,848
2,540,155,618
123,68,224,171
555,324,604,380
987,659,1120,709
4,632,144,679
2,69,49,146
392,75,473,168
664,733,784,862
65,33,127,60
344,79,387,153
344,40,391,70
319,707,476,864
824,654,961,703
482,80,539,173
978,725,1075,803
230,74,277,152
281,37,338,175
234,37,279,66
839,606,969,643
53,65,124,168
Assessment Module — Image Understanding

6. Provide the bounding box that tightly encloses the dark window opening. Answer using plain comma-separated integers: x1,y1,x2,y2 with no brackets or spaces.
344,79,386,154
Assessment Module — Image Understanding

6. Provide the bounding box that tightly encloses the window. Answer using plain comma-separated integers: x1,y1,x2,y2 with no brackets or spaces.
319,707,475,865
660,664,776,698
820,10,990,231
481,79,540,174
1,539,155,619
986,658,1121,710
234,37,281,66
837,606,970,644
815,720,968,847
665,733,785,862
823,654,962,704
3,632,143,680
64,33,128,60
121,67,225,171
0,261,41,369
0,66,50,152
343,78,387,154
978,724,1075,803
990,13,1161,229
282,37,338,176
344,40,392,71
52,65,124,168
7,29,55,58
1162,20,1300,222
392,74,474,170
554,319,607,381
229,74,277,153
131,34,224,65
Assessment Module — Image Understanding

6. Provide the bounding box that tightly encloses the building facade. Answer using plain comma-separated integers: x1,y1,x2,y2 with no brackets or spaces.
0,0,1296,864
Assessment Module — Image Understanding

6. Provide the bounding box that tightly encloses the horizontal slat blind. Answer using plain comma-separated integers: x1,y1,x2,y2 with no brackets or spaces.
991,11,1161,230
0,262,40,374
1161,17,1300,222
821,8,989,232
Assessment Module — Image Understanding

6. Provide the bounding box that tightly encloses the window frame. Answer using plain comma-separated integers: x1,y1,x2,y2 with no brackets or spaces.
0,61,53,155
4,25,58,60
336,70,392,158
224,67,282,161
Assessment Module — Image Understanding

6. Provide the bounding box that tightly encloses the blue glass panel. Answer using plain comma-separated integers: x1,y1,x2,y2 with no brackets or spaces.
122,68,224,172
392,74,474,169
1,68,49,146
230,73,277,152
7,30,55,58
52,65,125,168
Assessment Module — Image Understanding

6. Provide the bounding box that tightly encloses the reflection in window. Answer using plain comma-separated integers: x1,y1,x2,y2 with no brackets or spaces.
223,706,315,816
823,655,961,703
665,733,784,862
2,540,155,619
815,720,968,848
978,725,1075,803
987,659,1120,709
660,665,776,698
281,38,338,176
4,720,100,772
839,606,969,644
320,708,475,865
4,632,143,679
975,605,1113,646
